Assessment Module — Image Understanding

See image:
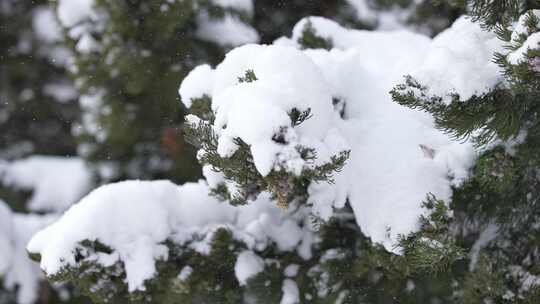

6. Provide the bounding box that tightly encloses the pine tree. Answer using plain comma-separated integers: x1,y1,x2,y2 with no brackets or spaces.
8,1,540,304
0,1,468,303
391,1,540,302
22,5,470,304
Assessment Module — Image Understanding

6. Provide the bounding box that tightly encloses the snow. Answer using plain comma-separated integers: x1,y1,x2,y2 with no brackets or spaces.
469,224,498,271
178,266,193,281
508,32,540,64
510,10,540,42
210,0,254,15
509,266,540,295
345,0,377,25
43,82,78,103
302,17,477,251
75,33,100,54
4,214,57,304
0,156,92,212
28,180,182,292
196,12,259,47
289,17,427,54
182,17,477,252
57,0,96,28
56,0,257,56
28,15,492,293
178,64,214,108
408,16,504,103
0,157,91,301
280,279,300,304
0,199,57,304
284,264,299,277
193,0,259,46
33,7,62,43
28,180,315,291
339,0,447,34
0,200,13,276
181,43,348,177
77,91,107,143
234,250,264,285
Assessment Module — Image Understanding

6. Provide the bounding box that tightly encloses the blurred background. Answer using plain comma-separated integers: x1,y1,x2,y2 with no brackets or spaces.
0,0,465,303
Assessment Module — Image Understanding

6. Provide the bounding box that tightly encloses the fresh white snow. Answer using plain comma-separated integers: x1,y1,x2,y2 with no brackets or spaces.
235,250,264,285
4,214,57,304
0,156,92,302
182,17,478,252
57,0,96,28
507,10,540,65
280,279,300,304
33,6,62,43
28,180,315,291
469,224,498,271
404,16,504,103
0,199,57,304
195,12,259,47
0,156,92,212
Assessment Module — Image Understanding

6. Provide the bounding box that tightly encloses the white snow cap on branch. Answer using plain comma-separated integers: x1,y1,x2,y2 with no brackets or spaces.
57,0,97,28
507,10,540,65
235,250,264,285
407,16,504,103
195,12,259,47
280,279,300,304
182,16,477,252
196,0,258,46
0,156,92,212
28,180,315,292
181,43,349,177
345,0,377,25
288,16,504,104
178,64,214,108
33,6,62,43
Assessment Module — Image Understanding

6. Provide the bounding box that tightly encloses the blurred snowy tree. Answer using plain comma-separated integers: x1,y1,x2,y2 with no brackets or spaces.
0,1,93,303
0,0,78,159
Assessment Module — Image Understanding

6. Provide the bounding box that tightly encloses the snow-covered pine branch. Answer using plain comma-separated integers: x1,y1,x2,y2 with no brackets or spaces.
27,16,479,302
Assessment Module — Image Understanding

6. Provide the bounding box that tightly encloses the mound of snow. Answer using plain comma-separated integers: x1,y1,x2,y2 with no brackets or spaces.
181,17,478,252
406,17,504,103
28,180,315,291
0,156,92,212
181,44,348,177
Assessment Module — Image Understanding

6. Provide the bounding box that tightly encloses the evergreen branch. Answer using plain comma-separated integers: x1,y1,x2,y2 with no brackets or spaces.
238,69,258,83
297,20,333,50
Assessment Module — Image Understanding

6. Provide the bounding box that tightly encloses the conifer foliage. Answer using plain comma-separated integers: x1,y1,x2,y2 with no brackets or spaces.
391,1,540,302
2,1,540,304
